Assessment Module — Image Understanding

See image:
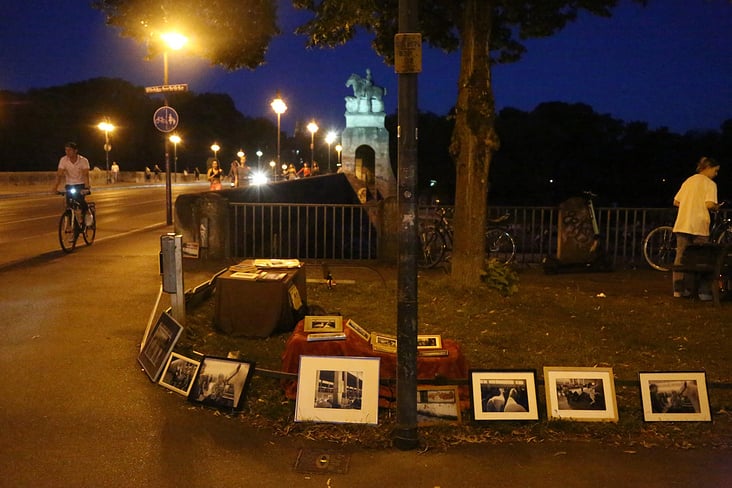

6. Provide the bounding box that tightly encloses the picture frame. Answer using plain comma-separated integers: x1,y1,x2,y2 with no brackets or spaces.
638,371,711,422
543,366,618,422
304,315,343,333
138,312,184,382
417,334,443,350
417,385,462,425
469,370,539,421
295,355,380,424
345,319,370,342
370,332,397,353
159,353,201,396
188,356,255,413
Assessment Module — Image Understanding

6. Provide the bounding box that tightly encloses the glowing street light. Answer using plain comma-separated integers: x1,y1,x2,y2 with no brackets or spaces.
169,134,181,182
335,144,343,169
270,92,287,166
307,121,319,167
97,119,115,184
256,150,263,169
210,143,220,161
161,32,188,85
325,131,337,173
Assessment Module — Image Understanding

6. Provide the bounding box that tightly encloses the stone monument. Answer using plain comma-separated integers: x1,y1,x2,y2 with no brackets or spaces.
341,69,396,200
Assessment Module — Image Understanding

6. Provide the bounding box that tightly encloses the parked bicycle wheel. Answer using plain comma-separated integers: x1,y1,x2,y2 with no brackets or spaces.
643,225,676,271
58,210,77,253
485,229,516,265
418,227,446,268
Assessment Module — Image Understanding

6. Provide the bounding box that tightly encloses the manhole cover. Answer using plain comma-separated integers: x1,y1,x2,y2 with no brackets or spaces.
294,449,350,474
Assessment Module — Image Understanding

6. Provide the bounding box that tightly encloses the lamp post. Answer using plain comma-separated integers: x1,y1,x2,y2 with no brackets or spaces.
210,143,220,162
269,160,276,179
161,32,188,86
325,131,337,173
97,120,114,184
169,134,181,182
256,150,263,169
307,121,319,167
270,92,287,168
335,144,343,170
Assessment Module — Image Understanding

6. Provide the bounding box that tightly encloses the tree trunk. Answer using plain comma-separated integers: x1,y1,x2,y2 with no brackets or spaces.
450,0,500,286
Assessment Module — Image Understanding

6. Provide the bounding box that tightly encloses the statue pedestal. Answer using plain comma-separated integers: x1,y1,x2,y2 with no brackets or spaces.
345,112,386,129
341,111,395,199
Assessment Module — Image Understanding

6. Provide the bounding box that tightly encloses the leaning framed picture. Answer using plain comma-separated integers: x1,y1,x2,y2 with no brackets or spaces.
188,356,255,413
138,312,184,382
159,353,201,396
638,371,711,422
304,315,343,333
469,370,539,421
345,319,371,342
295,355,380,424
543,366,618,422
417,385,461,425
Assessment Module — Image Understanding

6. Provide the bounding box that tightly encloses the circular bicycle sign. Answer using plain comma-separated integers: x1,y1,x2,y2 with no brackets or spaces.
153,106,179,133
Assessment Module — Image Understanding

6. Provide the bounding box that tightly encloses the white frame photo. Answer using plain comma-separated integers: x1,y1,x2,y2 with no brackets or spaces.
158,353,201,396
543,366,618,422
469,370,539,421
295,356,381,424
638,371,711,422
304,315,343,333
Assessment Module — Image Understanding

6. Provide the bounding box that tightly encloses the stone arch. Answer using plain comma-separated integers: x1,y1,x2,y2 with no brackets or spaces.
354,145,376,197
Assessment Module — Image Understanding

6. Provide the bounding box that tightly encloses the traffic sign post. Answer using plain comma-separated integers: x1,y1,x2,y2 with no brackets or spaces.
153,106,180,225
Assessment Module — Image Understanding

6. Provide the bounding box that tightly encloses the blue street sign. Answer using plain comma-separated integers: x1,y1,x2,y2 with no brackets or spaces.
153,106,179,133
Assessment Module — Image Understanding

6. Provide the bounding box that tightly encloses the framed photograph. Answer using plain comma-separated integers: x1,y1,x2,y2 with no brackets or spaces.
345,319,370,342
417,385,461,425
543,366,618,422
469,370,539,421
295,355,380,424
638,371,711,422
304,315,343,333
159,353,201,396
138,312,184,382
188,356,255,413
417,334,443,350
371,333,397,353
288,284,303,311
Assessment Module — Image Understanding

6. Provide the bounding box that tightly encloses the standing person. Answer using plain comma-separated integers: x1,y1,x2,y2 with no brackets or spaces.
285,163,297,180
311,161,320,176
51,141,91,220
297,162,311,178
193,167,200,181
110,161,120,183
207,160,223,190
672,156,720,300
153,164,162,181
239,155,251,186
228,159,240,187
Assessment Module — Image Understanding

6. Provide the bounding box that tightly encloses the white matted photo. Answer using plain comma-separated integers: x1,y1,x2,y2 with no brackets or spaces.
304,315,343,333
417,334,443,350
543,366,618,422
638,371,711,422
469,370,539,421
417,385,461,425
295,356,380,424
159,353,201,396
138,312,184,382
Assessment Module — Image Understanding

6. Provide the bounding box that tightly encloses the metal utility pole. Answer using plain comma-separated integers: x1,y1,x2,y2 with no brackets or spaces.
393,0,421,451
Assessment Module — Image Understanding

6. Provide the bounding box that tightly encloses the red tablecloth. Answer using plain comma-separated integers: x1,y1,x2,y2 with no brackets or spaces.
281,319,470,408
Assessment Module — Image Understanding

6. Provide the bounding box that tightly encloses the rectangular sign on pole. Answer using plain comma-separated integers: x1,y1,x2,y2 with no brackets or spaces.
394,33,422,74
145,84,189,94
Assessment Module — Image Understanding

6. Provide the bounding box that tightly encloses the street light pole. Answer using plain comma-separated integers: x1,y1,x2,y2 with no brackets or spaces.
325,131,337,173
307,121,319,168
169,134,181,183
335,144,342,170
97,120,114,184
270,92,287,170
256,150,263,170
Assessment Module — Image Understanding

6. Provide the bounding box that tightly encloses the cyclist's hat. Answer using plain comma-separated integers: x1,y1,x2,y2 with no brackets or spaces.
65,141,78,150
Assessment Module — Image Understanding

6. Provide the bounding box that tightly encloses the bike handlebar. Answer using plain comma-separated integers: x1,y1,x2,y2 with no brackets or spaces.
57,188,91,196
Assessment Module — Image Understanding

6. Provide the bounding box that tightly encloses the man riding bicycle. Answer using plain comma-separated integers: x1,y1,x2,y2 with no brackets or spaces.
51,141,91,220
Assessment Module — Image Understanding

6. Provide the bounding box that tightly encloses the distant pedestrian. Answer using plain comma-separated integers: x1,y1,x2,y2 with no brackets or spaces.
110,161,119,183
145,166,152,182
311,161,320,176
153,164,162,181
229,159,240,187
193,167,200,181
286,163,297,180
207,160,223,190
297,163,311,178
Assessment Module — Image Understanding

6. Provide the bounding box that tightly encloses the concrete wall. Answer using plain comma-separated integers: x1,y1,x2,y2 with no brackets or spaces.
0,171,199,187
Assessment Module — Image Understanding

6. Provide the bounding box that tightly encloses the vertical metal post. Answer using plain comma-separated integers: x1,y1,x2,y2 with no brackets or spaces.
393,0,420,451
160,233,185,324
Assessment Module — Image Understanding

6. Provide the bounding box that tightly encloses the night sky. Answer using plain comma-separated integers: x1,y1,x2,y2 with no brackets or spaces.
1,0,730,136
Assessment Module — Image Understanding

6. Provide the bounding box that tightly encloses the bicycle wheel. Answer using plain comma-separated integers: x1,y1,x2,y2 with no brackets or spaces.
58,210,77,253
485,228,516,265
82,208,96,245
418,227,446,268
643,225,676,271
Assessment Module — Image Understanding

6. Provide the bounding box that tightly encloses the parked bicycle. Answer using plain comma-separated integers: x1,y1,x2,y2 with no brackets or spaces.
643,202,731,271
417,208,516,268
58,188,96,253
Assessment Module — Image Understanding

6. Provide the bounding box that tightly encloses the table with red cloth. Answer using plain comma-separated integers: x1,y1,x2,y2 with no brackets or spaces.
281,319,470,408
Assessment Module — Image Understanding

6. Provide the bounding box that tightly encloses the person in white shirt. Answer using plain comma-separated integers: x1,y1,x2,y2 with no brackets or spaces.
672,156,720,300
52,141,91,217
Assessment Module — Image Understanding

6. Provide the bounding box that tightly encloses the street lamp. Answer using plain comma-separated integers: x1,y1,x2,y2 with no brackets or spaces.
269,160,276,179
270,92,287,167
161,32,188,86
210,143,220,161
169,134,181,182
307,121,319,167
335,144,343,169
325,131,337,173
97,120,115,184
256,150,263,169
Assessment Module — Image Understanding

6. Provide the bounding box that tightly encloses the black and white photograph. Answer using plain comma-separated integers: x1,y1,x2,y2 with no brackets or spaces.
345,318,371,342
469,370,539,421
295,356,380,424
188,356,255,412
544,367,618,422
370,333,397,353
639,372,711,422
304,315,343,333
417,386,461,425
417,334,443,350
138,312,184,382
159,353,201,396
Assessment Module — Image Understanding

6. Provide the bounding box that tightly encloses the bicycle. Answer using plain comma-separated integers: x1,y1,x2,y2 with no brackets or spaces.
643,202,731,271
417,208,516,268
58,188,96,253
